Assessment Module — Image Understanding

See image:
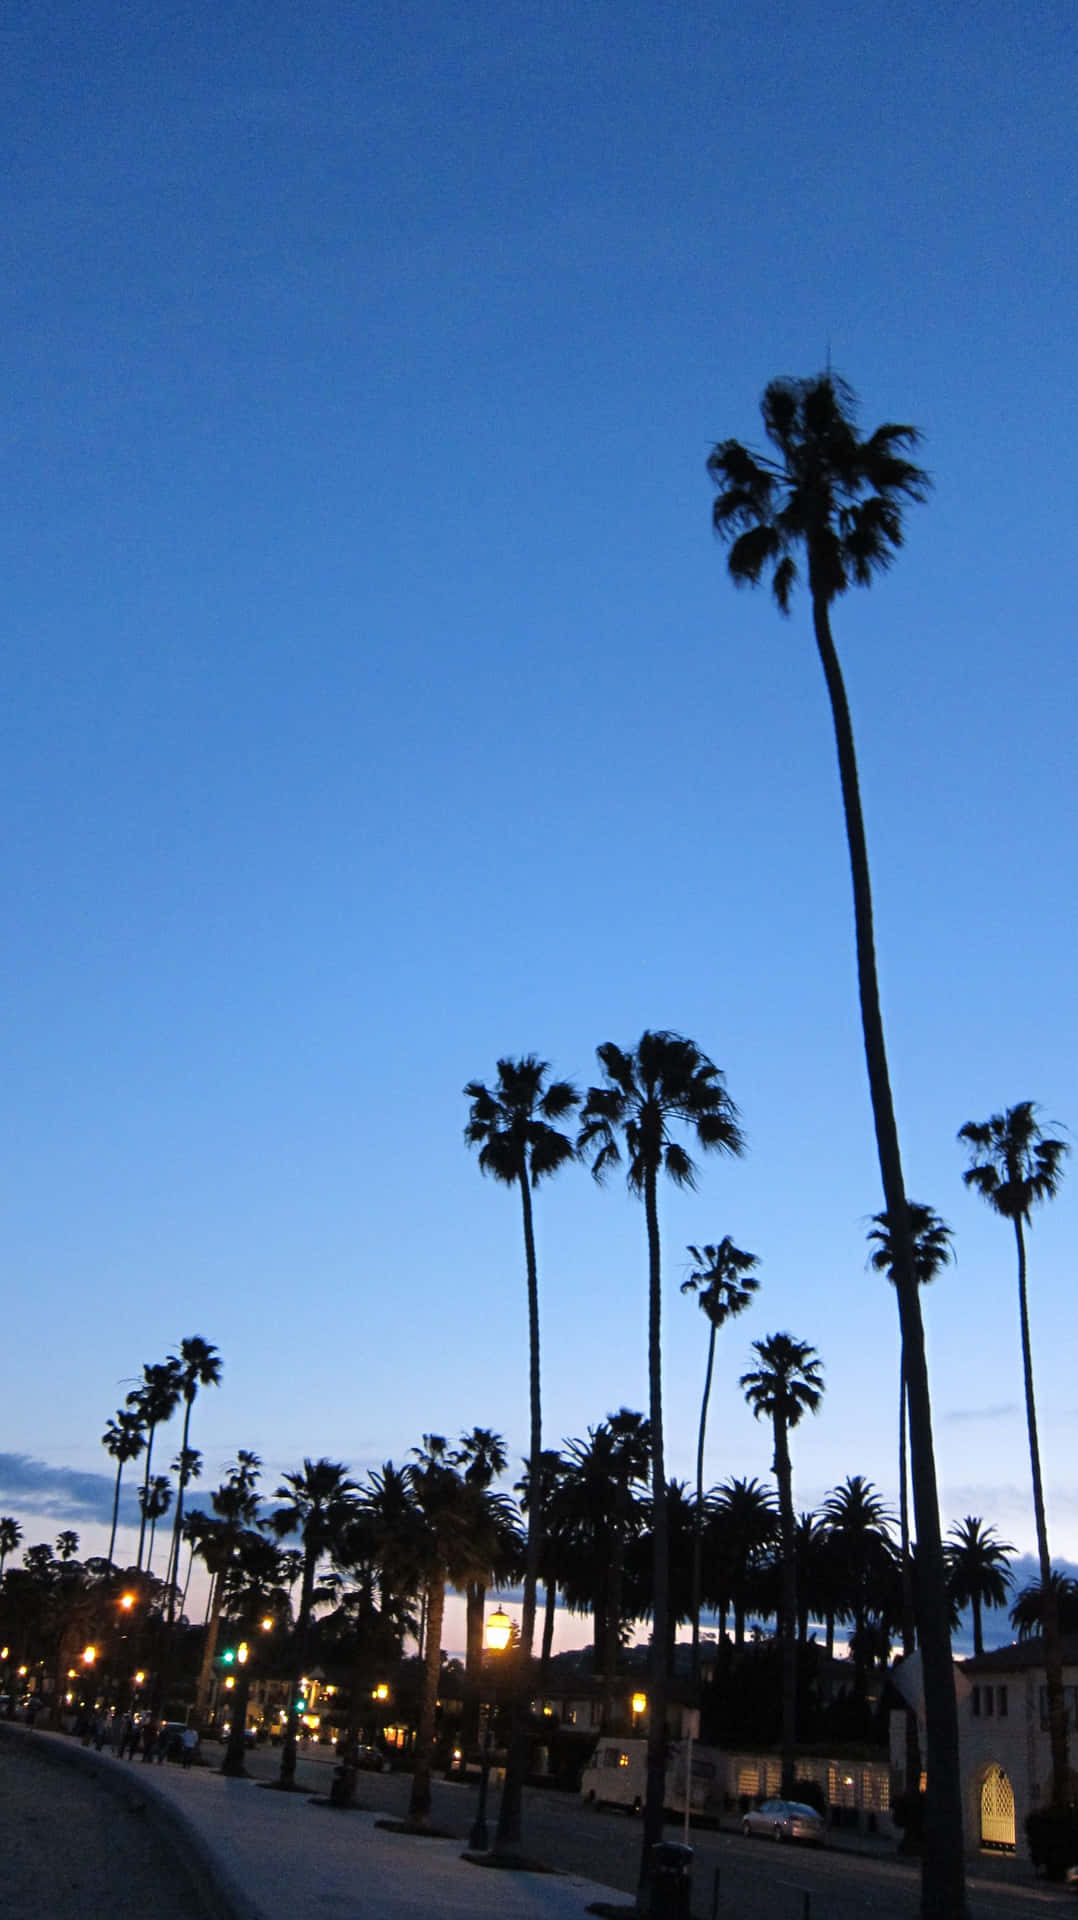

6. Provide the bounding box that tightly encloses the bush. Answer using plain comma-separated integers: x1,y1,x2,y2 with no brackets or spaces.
1026,1806,1078,1881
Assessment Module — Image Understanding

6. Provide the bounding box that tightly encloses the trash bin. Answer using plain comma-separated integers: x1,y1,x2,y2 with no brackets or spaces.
649,1840,693,1919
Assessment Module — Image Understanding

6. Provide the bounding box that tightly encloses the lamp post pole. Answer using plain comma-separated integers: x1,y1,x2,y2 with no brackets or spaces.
469,1607,512,1853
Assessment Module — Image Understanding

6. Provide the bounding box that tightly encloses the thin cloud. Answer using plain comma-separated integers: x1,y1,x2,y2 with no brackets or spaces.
0,1453,137,1527
942,1404,1019,1424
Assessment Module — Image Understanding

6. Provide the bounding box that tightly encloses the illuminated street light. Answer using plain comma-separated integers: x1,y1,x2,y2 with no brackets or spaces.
120,1592,135,1611
82,1646,97,1666
373,1683,389,1702
469,1605,513,1851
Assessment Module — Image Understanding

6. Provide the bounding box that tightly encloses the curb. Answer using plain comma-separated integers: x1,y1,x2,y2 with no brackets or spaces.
0,1722,261,1920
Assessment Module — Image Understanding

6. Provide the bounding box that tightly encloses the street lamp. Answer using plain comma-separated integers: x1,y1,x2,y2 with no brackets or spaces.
469,1607,512,1852
631,1691,647,1733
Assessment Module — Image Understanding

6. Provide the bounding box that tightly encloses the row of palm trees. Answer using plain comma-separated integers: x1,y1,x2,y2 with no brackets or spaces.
459,373,1068,1916
99,1338,223,1610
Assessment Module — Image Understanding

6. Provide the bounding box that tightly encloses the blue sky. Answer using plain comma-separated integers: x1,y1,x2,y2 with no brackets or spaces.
1,1,1075,1652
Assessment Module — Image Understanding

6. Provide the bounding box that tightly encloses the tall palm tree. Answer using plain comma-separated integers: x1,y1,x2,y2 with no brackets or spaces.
515,1448,570,1690
820,1476,896,1720
1010,1572,1078,1641
454,1428,510,1740
741,1333,824,1796
866,1203,955,1658
101,1409,146,1570
163,1338,222,1628
140,1475,172,1572
464,1054,579,1859
681,1238,759,1686
704,1476,779,1647
580,1030,743,1884
396,1436,499,1827
958,1100,1069,1801
270,1458,360,1788
127,1360,181,1570
709,375,966,1920
193,1453,263,1721
0,1517,22,1576
945,1518,1015,1658
55,1531,80,1562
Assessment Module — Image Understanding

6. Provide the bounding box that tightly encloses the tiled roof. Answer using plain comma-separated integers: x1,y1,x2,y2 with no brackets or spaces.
960,1635,1078,1674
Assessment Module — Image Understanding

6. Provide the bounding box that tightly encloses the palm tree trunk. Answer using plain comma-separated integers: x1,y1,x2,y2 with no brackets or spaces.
812,589,966,1920
408,1574,445,1824
602,1481,628,1732
691,1326,717,1694
1015,1215,1069,1801
136,1427,155,1571
492,1164,542,1860
639,1164,669,1901
166,1400,193,1628
898,1358,922,1804
540,1580,556,1690
107,1461,124,1569
195,1578,227,1722
464,1579,485,1745
773,1413,797,1797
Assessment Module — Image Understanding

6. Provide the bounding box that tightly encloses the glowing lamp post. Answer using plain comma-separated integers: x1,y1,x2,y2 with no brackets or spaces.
631,1691,647,1732
469,1607,512,1852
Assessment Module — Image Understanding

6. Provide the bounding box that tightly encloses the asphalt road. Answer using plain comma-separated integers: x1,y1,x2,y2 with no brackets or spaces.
216,1740,1075,1920
0,1738,217,1920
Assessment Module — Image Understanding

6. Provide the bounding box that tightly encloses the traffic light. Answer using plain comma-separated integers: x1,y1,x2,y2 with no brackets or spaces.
220,1648,236,1666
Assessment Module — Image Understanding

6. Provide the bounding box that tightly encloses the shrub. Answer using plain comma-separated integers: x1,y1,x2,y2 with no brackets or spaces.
1026,1805,1078,1881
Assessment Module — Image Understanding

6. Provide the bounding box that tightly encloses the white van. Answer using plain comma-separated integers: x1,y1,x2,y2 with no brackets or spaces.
580,1737,725,1820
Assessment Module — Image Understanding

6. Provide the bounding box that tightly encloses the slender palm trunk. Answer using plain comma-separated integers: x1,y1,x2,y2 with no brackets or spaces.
898,1358,923,1800
493,1164,542,1859
602,1479,629,1732
195,1576,227,1722
639,1164,669,1901
812,589,966,1919
691,1325,717,1693
464,1579,485,1745
408,1574,445,1824
1015,1214,1069,1800
107,1460,124,1569
166,1399,193,1628
136,1427,156,1571
540,1579,556,1689
773,1412,797,1797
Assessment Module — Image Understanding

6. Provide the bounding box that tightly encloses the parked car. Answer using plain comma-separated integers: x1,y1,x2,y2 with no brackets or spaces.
742,1799,826,1846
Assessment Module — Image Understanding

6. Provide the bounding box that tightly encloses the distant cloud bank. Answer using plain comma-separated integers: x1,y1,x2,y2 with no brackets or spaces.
0,1453,136,1527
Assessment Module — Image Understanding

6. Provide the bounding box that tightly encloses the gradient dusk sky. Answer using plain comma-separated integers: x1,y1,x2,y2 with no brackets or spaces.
2,1,1075,1648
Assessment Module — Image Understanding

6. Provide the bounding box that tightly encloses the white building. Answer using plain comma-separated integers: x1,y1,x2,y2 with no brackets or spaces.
891,1636,1078,1859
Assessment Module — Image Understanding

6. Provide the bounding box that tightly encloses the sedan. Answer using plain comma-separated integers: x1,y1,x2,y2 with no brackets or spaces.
742,1798,826,1846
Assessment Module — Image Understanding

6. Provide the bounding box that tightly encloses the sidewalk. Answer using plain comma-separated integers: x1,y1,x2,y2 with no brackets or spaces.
0,1726,630,1920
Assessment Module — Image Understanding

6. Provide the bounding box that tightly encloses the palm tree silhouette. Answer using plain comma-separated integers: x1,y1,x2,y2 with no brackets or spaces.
741,1333,824,1795
708,374,966,1920
193,1452,263,1721
163,1338,222,1628
464,1055,578,1858
270,1457,360,1789
580,1030,743,1883
127,1360,181,1570
0,1516,22,1576
866,1203,954,1659
958,1100,1069,1800
821,1476,896,1720
140,1474,172,1573
101,1409,146,1570
1010,1571,1078,1640
681,1238,759,1686
706,1476,779,1648
945,1518,1015,1657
